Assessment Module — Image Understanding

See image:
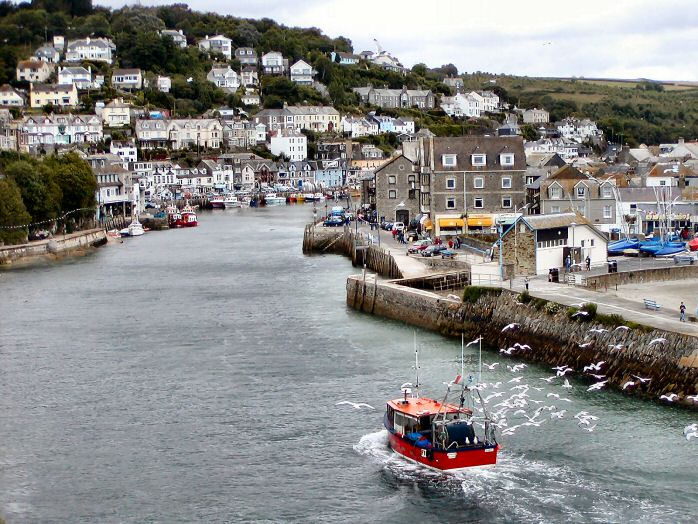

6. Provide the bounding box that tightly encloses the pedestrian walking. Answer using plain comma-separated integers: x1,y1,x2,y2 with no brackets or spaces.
565,254,571,273
585,255,591,271
524,277,529,291
680,301,686,322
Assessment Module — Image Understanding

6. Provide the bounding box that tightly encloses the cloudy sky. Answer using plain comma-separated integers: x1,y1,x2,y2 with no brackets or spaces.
96,0,698,81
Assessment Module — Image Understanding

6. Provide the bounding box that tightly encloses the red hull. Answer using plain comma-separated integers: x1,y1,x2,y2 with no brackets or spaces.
388,432,499,471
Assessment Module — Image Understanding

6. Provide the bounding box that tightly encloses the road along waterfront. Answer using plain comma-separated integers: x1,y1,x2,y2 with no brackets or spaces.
1,206,697,523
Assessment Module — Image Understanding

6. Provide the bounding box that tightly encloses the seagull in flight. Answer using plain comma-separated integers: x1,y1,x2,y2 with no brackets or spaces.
556,367,574,377
687,394,698,403
578,342,593,348
587,380,608,392
513,343,531,350
648,337,667,346
550,410,566,419
508,364,527,373
589,328,609,334
571,311,589,318
622,381,635,390
508,376,524,383
483,362,499,370
540,376,557,383
501,323,520,332
583,361,605,372
659,393,679,402
608,343,624,350
588,373,606,380
466,336,483,346
632,375,651,384
684,424,698,440
613,325,630,332
562,378,572,389
335,401,375,410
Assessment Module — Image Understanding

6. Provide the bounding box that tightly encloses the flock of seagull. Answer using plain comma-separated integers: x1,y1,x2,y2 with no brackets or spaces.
336,321,697,443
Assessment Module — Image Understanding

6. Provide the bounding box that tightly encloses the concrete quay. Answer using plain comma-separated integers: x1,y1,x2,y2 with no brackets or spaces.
0,228,107,268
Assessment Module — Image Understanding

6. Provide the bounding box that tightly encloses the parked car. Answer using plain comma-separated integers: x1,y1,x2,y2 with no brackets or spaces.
440,249,457,259
392,222,405,232
323,216,345,227
421,244,448,257
407,240,431,254
380,221,393,231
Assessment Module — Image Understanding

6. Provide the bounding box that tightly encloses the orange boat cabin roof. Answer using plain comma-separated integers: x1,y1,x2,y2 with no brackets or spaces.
387,397,470,417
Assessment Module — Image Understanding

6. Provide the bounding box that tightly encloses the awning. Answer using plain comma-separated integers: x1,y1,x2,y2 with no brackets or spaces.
467,216,493,227
424,218,433,230
438,218,465,228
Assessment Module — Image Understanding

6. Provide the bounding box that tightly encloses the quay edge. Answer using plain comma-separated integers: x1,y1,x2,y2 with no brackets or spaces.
346,274,698,408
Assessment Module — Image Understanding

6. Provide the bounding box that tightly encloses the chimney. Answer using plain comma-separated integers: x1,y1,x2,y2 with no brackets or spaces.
678,137,685,145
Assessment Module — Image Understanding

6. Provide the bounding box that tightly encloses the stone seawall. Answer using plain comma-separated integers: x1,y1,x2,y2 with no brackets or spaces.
0,229,107,267
585,264,698,290
347,275,698,407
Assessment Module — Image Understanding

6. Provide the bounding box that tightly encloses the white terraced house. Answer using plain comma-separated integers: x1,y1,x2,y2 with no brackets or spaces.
207,66,240,92
0,85,24,106
254,105,340,133
111,69,142,91
58,66,93,90
160,29,187,48
289,60,316,85
17,114,103,151
65,37,115,64
136,119,223,150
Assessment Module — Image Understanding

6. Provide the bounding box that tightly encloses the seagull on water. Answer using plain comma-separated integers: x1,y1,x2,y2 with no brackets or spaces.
684,424,698,440
660,393,679,402
501,323,520,332
622,381,636,390
562,378,572,389
580,424,597,432
335,401,375,410
587,380,608,392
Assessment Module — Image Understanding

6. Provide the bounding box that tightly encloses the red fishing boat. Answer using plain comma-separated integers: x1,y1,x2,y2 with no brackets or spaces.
181,203,198,227
688,238,698,251
384,337,500,472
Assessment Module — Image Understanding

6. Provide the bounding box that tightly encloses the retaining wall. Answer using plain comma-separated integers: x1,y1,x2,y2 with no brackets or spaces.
0,229,107,267
347,275,698,407
585,264,698,290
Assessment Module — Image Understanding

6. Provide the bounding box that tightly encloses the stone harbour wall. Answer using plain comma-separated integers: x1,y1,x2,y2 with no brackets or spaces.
585,264,698,290
0,229,107,267
347,275,698,408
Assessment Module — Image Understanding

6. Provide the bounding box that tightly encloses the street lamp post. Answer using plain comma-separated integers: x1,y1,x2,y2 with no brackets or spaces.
570,221,577,266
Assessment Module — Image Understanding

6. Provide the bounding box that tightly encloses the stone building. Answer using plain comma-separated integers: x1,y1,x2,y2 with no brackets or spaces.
374,155,419,224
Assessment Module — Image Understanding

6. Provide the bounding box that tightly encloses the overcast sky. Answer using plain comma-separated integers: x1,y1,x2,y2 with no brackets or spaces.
96,0,698,81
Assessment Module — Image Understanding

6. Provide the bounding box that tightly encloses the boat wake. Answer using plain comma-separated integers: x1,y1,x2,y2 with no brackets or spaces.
354,431,687,523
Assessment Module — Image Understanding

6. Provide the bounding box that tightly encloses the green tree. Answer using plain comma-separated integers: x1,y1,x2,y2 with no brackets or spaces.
0,177,31,245
5,160,62,225
520,124,538,141
44,153,96,220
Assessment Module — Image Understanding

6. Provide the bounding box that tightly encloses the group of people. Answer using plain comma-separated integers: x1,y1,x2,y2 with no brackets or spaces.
565,254,592,272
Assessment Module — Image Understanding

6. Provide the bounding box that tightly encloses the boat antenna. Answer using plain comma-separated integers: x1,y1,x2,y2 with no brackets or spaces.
414,331,419,398
478,335,482,386
460,332,465,387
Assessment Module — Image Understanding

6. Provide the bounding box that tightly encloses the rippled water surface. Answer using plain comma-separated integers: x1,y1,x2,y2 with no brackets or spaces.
1,206,697,523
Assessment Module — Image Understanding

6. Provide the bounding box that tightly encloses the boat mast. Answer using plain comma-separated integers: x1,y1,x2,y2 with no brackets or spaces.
460,333,464,385
478,336,482,386
414,331,419,398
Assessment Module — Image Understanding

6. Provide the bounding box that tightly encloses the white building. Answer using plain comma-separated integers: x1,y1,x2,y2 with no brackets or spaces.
34,45,60,63
440,92,482,118
156,75,171,93
523,108,550,124
0,85,24,107
478,91,500,112
270,128,307,161
65,37,115,64
198,35,232,60
58,66,93,90
110,140,138,164
241,66,259,87
525,138,579,161
30,83,78,108
135,118,223,150
289,60,316,85
556,118,602,143
261,52,286,75
254,105,341,133
17,114,103,151
101,98,132,127
207,66,240,92
16,60,53,83
241,89,260,106
341,116,379,138
160,29,187,48
111,69,142,91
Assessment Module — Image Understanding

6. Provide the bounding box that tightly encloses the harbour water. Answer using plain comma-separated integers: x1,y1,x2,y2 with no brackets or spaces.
1,206,696,523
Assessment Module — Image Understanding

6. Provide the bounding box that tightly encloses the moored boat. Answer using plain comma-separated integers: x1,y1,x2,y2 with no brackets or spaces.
264,193,287,205
688,238,698,251
166,205,183,228
384,337,499,472
224,195,241,208
210,196,226,209
181,204,198,227
119,218,145,237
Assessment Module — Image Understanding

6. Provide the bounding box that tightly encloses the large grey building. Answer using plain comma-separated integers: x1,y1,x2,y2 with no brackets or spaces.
353,85,435,109
374,155,419,224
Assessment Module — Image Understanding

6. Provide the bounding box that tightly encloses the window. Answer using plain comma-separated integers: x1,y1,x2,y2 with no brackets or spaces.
471,154,486,166
446,197,456,209
502,197,512,208
551,205,560,213
388,175,396,185
601,185,613,198
442,154,457,166
388,189,397,199
446,178,456,189
474,197,484,209
549,186,562,199
659,180,667,186
474,177,484,189
526,176,535,185
500,153,514,166
576,186,586,199
603,205,612,219
501,177,512,189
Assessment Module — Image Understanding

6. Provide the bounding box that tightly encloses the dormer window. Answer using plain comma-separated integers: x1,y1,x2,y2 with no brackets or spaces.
500,153,514,166
549,185,562,199
442,154,457,167
472,154,486,166
601,185,613,198
576,186,586,199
